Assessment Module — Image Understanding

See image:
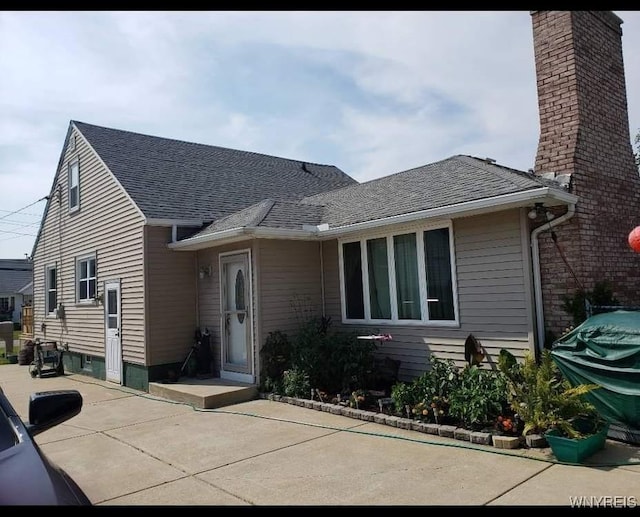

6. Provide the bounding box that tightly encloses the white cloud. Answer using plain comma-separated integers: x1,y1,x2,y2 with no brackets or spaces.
0,10,639,258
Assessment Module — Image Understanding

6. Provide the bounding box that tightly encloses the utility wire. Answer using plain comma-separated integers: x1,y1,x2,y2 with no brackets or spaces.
0,197,47,222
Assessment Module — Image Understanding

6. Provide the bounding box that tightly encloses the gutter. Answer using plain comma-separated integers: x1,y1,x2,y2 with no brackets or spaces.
320,187,577,238
530,202,576,354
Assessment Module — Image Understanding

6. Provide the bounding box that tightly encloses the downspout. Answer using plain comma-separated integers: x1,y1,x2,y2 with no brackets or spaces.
531,202,576,354
320,241,325,318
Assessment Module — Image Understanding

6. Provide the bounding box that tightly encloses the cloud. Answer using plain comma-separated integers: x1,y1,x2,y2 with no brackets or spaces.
0,10,639,258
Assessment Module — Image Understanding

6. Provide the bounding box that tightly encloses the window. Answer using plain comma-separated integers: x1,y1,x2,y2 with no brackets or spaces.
343,241,364,319
76,255,96,302
340,224,458,325
46,266,57,314
0,297,8,312
82,355,92,371
68,159,80,212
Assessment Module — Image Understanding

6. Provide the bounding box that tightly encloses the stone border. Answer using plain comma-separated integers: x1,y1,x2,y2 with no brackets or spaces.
259,392,535,451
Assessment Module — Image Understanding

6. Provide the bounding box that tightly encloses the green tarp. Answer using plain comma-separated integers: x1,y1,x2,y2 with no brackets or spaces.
551,310,640,429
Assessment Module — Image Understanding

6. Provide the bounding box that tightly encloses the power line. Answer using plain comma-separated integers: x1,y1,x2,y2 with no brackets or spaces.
0,209,43,217
0,229,38,237
0,197,47,222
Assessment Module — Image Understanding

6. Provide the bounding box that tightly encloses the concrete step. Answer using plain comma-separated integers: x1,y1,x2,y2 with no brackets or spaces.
148,377,258,409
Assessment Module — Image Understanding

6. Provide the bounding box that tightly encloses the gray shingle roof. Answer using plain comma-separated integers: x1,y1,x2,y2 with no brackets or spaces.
0,259,33,293
73,121,357,221
300,155,566,227
184,155,566,239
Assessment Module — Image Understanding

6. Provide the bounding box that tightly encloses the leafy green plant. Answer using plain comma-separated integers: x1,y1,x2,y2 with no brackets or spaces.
259,330,292,392
390,356,460,421
282,367,311,398
498,349,602,438
448,365,509,430
561,281,618,327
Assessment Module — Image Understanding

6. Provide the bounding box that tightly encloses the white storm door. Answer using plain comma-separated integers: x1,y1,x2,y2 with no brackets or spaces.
220,251,253,382
105,280,122,383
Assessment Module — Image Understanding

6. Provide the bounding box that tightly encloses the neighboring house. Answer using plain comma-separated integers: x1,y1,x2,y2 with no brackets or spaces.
0,259,33,325
31,10,640,390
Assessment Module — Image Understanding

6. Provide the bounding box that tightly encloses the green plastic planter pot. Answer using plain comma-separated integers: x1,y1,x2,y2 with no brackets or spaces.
545,421,610,464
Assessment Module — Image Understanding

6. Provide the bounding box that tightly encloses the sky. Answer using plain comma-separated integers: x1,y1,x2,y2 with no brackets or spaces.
1,10,640,260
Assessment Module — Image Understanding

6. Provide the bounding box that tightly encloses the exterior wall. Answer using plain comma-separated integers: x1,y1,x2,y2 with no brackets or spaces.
257,239,323,339
144,226,197,365
32,126,146,366
197,241,258,377
532,11,640,340
322,209,535,380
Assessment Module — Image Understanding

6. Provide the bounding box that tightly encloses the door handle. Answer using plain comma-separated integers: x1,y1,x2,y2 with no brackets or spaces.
115,329,120,337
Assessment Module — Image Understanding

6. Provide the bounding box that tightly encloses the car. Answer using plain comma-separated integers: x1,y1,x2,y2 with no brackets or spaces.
0,387,91,505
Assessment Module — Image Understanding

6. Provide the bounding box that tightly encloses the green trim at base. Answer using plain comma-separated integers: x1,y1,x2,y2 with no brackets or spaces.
61,351,186,392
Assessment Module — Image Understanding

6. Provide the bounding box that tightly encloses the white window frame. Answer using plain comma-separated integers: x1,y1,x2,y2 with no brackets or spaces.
68,158,80,213
75,253,97,303
0,297,8,312
337,221,459,327
45,264,57,316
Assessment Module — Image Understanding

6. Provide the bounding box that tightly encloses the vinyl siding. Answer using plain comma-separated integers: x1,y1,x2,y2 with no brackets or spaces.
197,242,256,376
32,127,146,364
258,239,323,339
145,226,197,365
322,209,535,380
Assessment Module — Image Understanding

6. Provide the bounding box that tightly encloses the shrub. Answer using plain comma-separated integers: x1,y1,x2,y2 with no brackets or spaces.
561,281,618,327
259,330,292,393
498,348,601,438
448,365,509,430
283,367,311,398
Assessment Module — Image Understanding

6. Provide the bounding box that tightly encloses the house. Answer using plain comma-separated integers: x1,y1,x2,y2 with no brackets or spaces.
31,10,640,391
0,259,33,325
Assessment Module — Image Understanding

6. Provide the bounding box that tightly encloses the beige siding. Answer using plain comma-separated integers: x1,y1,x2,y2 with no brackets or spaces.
258,239,323,340
197,242,256,375
322,209,535,380
145,227,197,365
32,127,146,364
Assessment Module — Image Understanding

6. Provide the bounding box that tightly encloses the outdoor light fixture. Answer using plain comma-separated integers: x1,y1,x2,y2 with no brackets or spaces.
199,265,212,279
528,203,554,221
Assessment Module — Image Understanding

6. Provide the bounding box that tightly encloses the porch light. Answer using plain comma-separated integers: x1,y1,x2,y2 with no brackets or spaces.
199,265,212,279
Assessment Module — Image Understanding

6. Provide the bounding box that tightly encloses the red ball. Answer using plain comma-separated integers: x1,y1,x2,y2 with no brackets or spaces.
629,226,640,253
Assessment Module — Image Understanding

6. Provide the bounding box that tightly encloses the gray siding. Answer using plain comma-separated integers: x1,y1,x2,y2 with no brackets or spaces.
32,127,146,364
322,209,534,380
145,226,197,365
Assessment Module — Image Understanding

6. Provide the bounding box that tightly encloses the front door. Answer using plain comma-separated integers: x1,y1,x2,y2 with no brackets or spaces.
220,251,253,383
104,280,122,383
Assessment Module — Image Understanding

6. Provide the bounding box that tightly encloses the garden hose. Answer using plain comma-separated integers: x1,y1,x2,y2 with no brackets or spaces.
63,375,640,468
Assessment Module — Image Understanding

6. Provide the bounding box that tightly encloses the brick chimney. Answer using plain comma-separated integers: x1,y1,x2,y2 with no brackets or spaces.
531,11,640,342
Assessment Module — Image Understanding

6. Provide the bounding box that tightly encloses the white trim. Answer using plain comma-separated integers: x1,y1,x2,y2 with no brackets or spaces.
146,218,204,226
166,188,577,251
218,248,254,383
320,188,578,238
519,208,536,353
75,252,97,303
68,158,80,214
169,228,246,250
337,221,459,327
45,263,57,316
72,122,147,223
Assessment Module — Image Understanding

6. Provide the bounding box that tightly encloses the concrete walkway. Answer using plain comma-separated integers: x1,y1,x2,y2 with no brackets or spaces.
2,363,640,506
